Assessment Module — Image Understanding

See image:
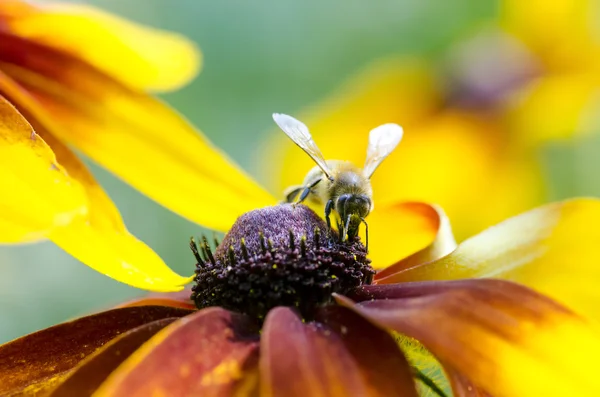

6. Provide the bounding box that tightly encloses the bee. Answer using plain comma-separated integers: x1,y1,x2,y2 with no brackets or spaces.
272,113,403,247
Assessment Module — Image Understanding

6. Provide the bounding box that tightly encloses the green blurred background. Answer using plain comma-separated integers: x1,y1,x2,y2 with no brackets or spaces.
1,0,599,343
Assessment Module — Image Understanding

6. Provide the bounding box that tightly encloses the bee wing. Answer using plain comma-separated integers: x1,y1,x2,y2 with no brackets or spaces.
272,113,332,179
363,123,403,178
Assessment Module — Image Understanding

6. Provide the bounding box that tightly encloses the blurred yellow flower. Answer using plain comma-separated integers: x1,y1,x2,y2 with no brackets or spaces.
0,0,274,291
264,0,600,243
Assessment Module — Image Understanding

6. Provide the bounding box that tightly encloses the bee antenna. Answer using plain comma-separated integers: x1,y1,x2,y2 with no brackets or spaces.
337,221,344,243
360,217,369,252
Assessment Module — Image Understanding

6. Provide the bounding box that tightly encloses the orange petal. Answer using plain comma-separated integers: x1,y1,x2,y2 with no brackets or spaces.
260,307,418,397
379,198,600,322
372,202,455,274
337,279,600,397
49,318,176,397
0,37,276,233
95,308,260,397
0,95,87,243
0,306,192,396
0,0,200,91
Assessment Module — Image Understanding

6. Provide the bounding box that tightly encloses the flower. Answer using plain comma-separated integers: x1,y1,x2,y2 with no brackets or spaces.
0,0,275,291
2,202,600,397
263,0,600,243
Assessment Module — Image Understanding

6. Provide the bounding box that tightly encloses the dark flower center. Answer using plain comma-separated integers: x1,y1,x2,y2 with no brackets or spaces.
191,204,374,320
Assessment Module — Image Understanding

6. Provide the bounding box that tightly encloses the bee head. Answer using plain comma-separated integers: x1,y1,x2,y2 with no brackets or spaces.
336,193,371,220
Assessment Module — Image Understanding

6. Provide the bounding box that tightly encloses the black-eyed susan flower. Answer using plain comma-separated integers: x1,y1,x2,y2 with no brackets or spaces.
2,201,600,397
2,2,600,396
266,0,600,243
0,0,276,291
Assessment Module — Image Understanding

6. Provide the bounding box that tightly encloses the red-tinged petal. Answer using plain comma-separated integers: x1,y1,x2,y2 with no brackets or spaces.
95,308,260,397
48,318,176,397
375,203,455,278
0,36,276,233
336,279,600,397
378,198,600,322
261,307,416,397
315,306,418,397
0,0,200,91
0,306,192,396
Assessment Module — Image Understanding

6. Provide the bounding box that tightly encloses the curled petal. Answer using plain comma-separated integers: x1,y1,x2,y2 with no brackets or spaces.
381,198,600,321
49,318,176,397
0,306,192,396
0,0,200,91
95,308,260,397
260,307,417,397
0,95,87,242
336,279,600,397
374,203,455,278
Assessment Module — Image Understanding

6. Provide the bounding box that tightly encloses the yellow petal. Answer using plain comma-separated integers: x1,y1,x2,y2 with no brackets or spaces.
508,72,600,146
501,0,600,70
386,198,600,322
0,95,87,242
0,0,200,91
49,219,192,292
365,202,452,270
0,48,276,233
0,74,193,291
42,134,190,292
374,203,455,279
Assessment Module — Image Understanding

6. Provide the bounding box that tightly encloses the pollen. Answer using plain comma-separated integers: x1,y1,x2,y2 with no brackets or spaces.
191,204,374,320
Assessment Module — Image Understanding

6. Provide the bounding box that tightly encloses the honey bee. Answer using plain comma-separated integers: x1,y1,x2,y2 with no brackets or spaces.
273,113,403,246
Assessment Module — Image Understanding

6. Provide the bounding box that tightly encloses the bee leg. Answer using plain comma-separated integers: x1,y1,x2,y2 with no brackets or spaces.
324,199,334,231
297,177,322,205
360,217,369,252
283,185,303,203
